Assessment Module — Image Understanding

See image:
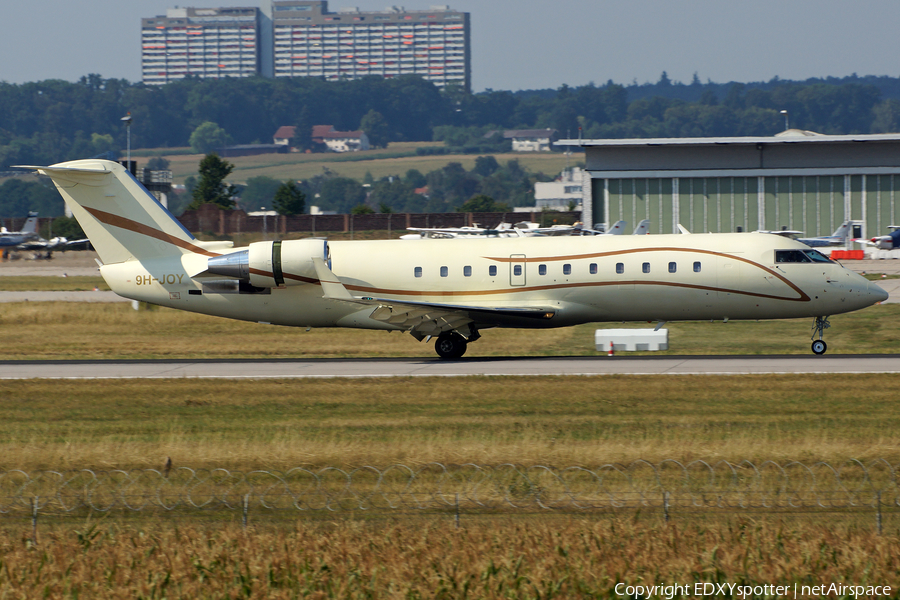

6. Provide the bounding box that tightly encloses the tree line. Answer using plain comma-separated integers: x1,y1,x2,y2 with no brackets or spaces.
3,72,900,168
4,72,900,218
186,153,548,216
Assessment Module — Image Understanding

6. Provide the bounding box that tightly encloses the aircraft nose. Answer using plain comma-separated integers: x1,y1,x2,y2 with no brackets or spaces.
869,280,890,304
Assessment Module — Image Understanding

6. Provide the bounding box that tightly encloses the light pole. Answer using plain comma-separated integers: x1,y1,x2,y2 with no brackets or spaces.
780,110,789,131
121,113,132,171
261,206,267,240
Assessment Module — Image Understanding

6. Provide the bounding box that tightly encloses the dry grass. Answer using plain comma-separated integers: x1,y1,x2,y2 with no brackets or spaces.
2,375,899,471
1,301,898,359
1,518,897,598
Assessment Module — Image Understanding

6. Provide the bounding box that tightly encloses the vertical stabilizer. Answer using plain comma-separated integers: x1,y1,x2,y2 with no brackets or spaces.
21,212,39,234
15,159,201,265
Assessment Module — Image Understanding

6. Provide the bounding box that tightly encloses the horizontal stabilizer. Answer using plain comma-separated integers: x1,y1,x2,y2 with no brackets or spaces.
13,159,200,265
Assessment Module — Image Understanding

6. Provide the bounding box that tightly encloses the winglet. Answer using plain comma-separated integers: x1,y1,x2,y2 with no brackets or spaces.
312,257,353,299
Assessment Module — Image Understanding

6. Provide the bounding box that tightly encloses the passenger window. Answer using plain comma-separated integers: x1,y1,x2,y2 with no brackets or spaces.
668,262,677,273
589,263,598,275
414,266,423,278
440,266,448,277
489,265,497,277
513,265,522,276
693,261,701,273
642,262,650,274
538,264,547,276
463,265,472,277
616,263,624,274
563,264,571,275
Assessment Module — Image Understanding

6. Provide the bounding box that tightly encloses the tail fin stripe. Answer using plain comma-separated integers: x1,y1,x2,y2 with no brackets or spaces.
83,206,220,258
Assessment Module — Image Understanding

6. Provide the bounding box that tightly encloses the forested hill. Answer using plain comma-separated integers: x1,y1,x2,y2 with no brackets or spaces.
3,72,900,168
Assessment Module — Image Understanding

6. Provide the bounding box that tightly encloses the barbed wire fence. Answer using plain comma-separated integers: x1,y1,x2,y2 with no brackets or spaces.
3,460,900,538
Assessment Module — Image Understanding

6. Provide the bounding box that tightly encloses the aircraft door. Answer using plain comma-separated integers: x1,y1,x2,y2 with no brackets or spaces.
510,254,526,286
716,254,744,298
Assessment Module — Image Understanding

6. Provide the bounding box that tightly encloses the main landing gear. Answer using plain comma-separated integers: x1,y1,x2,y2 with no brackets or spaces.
811,316,831,355
435,328,483,359
435,332,468,359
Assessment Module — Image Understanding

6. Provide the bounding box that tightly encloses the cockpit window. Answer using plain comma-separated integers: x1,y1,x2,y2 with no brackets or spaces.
775,249,832,264
804,250,833,263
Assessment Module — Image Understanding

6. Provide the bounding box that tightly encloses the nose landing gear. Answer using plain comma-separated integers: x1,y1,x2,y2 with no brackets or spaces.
811,316,830,355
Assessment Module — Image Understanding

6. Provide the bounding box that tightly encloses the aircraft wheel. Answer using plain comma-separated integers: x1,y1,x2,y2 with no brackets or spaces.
811,340,827,355
435,332,467,359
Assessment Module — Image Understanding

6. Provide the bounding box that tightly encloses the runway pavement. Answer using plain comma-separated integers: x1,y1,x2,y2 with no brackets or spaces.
2,355,900,379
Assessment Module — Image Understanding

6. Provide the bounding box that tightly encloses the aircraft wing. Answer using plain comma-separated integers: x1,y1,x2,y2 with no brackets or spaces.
311,257,555,339
359,297,555,339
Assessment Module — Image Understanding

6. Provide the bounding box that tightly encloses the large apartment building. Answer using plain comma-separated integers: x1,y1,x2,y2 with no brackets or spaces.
141,7,264,85
271,1,469,90
141,2,471,91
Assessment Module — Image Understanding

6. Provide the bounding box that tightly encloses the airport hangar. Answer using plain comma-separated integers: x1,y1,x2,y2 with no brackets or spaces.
565,132,900,241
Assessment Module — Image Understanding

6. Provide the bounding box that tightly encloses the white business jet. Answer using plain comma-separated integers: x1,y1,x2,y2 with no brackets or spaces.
17,160,887,358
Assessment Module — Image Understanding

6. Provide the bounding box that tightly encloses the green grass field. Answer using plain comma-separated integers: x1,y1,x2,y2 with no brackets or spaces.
158,142,578,184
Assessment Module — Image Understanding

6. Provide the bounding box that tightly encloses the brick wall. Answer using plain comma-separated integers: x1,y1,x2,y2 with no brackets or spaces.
177,204,577,236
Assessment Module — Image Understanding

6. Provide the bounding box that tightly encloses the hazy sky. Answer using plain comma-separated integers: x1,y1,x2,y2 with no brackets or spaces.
3,0,899,91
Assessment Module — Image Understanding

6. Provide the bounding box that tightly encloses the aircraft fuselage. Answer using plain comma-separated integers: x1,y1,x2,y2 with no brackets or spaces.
99,232,883,332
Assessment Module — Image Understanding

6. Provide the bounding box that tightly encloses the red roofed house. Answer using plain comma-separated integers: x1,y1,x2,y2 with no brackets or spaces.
273,125,298,147
273,125,370,153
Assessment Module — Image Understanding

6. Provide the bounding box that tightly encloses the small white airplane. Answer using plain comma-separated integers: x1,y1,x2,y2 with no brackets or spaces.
401,220,622,239
632,219,650,235
756,223,851,248
0,212,89,254
17,160,888,358
861,226,900,250
0,212,40,248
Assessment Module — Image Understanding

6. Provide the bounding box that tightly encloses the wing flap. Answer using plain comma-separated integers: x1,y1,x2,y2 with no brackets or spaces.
311,257,556,337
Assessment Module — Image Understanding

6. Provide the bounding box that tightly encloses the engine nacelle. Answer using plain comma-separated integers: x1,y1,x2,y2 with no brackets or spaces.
205,239,328,287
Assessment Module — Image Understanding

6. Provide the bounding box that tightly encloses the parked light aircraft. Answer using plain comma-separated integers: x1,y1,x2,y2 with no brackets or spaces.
18,160,888,358
0,212,89,254
757,223,851,248
400,220,627,240
799,222,851,248
0,212,40,248
631,219,650,236
861,226,900,250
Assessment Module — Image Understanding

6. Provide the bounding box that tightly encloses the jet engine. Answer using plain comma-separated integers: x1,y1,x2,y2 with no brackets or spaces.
204,239,328,287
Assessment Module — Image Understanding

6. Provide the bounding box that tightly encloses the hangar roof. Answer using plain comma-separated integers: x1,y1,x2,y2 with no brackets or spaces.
558,132,900,149
557,133,900,174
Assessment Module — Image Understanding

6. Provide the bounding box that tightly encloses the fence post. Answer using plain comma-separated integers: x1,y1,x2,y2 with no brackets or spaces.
877,491,883,535
31,496,39,545
663,491,670,523
242,493,250,530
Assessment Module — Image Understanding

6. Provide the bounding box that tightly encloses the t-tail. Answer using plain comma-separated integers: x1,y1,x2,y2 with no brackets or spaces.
15,159,209,265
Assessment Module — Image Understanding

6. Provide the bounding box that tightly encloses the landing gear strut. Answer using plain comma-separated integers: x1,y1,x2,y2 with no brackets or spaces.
811,316,830,355
435,332,468,359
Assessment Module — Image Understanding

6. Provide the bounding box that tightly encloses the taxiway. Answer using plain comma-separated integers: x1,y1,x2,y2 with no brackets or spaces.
2,355,900,379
